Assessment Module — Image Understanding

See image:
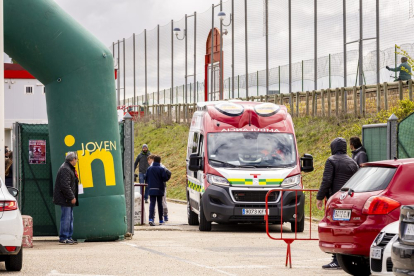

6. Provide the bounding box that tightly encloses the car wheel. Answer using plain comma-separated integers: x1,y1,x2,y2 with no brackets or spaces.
336,254,370,276
187,199,199,226
290,215,305,233
198,199,212,231
5,247,23,272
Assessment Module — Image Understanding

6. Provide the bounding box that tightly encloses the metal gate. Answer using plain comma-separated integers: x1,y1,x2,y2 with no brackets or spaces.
398,112,414,158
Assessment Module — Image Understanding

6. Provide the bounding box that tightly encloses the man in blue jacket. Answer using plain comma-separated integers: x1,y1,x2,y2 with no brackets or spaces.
145,155,171,226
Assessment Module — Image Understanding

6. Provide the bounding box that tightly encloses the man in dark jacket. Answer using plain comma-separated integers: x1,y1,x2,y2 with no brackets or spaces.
350,136,368,167
317,138,359,270
145,155,170,226
53,152,79,245
134,144,151,203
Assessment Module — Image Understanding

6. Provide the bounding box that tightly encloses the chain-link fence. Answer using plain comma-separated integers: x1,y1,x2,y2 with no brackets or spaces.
112,0,414,106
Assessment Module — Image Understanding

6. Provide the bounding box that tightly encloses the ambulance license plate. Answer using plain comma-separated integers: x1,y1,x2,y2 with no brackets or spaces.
371,248,382,260
333,209,351,221
242,209,268,215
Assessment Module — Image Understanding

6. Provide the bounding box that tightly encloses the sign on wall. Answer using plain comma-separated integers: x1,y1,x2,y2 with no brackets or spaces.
29,140,46,164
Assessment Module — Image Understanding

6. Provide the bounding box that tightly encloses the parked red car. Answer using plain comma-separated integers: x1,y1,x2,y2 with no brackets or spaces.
318,158,414,276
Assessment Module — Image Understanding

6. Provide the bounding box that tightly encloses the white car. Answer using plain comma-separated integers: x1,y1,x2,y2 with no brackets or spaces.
0,178,23,271
370,221,399,275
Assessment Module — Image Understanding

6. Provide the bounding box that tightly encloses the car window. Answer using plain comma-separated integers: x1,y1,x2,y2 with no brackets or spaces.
342,167,396,193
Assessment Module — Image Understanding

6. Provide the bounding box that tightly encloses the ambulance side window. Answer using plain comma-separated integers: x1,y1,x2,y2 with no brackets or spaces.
192,132,199,154
187,131,194,160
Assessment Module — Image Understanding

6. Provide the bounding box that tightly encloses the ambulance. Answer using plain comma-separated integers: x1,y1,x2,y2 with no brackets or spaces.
186,101,314,231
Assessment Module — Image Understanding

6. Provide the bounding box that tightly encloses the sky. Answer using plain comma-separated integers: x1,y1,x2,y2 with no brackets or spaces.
54,0,217,47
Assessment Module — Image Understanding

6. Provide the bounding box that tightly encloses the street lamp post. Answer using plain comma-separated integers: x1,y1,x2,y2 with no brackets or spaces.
218,10,232,100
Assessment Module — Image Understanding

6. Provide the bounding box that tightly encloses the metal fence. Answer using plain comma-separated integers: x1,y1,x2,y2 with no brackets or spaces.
112,0,414,107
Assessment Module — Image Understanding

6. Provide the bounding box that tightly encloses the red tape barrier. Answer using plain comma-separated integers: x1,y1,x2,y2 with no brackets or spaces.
264,189,320,268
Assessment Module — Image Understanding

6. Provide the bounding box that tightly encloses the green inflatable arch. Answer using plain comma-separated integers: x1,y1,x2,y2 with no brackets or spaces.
4,0,127,241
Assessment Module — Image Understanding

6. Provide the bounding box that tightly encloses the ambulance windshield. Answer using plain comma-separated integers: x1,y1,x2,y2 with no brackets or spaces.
207,132,297,168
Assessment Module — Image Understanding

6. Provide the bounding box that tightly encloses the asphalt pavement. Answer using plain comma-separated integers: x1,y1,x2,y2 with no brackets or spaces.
0,201,350,276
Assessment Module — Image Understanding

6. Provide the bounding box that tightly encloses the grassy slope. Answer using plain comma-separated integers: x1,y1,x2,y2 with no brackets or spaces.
134,116,381,217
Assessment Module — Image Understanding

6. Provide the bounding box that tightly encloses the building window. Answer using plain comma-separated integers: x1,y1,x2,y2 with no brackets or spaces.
25,85,33,94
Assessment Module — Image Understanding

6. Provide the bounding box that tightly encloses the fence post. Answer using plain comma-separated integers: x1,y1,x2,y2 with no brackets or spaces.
353,86,357,116
409,79,413,101
257,71,259,96
296,92,300,117
123,113,134,235
398,80,403,100
362,85,366,117
274,94,277,104
384,82,389,110
321,89,325,117
327,88,331,117
311,90,316,117
376,83,381,112
340,87,345,115
335,88,339,117
306,91,310,116
387,114,398,159
290,93,294,115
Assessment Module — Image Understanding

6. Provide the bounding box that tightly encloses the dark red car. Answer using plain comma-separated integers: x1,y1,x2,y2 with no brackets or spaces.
318,158,414,276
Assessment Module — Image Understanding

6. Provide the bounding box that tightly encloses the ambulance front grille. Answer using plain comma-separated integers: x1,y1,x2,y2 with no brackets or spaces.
231,191,279,202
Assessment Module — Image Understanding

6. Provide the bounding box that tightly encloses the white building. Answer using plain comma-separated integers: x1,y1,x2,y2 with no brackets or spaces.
4,63,48,148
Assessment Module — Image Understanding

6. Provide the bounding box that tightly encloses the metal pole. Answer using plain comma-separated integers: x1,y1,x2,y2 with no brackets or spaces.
194,11,197,103
265,0,269,95
257,71,259,96
359,0,363,114
329,54,331,88
171,20,174,104
343,0,347,109
123,38,126,105
302,60,304,91
0,0,4,181
185,14,188,103
245,0,249,98
220,0,223,100
279,65,281,94
289,0,292,96
231,0,235,98
145,29,148,106
117,40,120,106
395,46,397,80
157,25,160,104
133,33,136,106
211,4,215,102
314,0,317,90
238,75,240,98
376,0,380,84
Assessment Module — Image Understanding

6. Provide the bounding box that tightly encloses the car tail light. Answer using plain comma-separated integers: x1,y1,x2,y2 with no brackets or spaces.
5,246,16,252
0,201,18,211
362,196,400,215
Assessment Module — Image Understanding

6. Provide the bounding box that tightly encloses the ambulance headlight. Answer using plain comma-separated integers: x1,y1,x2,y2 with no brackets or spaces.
215,102,244,116
254,103,280,117
207,174,229,186
281,174,301,188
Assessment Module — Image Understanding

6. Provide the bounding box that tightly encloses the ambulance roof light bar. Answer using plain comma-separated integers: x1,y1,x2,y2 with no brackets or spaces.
254,103,280,117
215,102,244,117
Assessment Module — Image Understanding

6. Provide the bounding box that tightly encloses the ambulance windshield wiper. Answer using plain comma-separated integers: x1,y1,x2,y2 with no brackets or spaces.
208,159,237,168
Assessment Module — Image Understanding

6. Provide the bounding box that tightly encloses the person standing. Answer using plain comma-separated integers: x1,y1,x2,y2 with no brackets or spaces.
147,154,171,222
5,152,13,187
134,144,151,203
317,138,359,270
145,156,170,226
350,137,368,167
53,152,79,245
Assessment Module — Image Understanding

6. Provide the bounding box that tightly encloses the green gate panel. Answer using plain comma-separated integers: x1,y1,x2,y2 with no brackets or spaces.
19,124,57,236
398,113,414,158
362,125,387,162
5,0,126,241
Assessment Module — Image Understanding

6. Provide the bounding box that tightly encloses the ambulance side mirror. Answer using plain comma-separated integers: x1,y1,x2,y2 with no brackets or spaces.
301,154,314,173
189,154,202,172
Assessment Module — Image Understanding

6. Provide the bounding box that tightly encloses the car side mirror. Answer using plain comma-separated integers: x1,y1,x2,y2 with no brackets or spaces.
301,154,314,172
189,154,202,172
7,187,19,197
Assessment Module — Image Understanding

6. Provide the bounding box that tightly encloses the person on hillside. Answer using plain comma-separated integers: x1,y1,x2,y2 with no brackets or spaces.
147,154,171,222
53,152,79,245
350,136,368,167
386,57,412,81
145,155,171,226
317,137,359,270
4,146,9,159
134,144,151,203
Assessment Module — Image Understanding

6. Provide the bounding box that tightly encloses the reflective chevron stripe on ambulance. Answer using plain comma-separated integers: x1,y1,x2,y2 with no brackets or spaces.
188,180,205,192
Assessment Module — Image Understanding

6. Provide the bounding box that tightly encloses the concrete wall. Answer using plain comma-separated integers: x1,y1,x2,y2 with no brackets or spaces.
4,78,48,129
